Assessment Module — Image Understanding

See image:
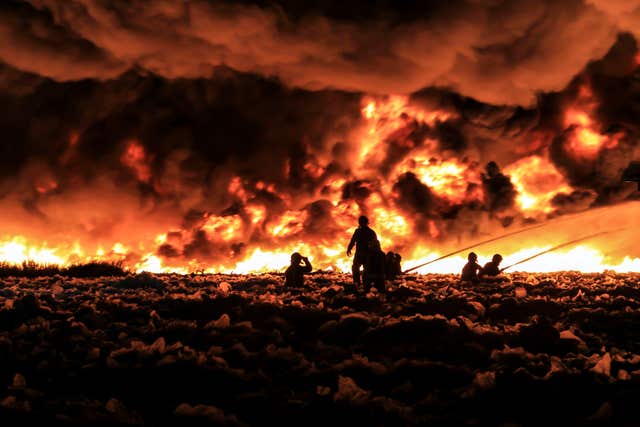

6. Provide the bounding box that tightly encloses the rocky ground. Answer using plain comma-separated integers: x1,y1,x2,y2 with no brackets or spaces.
0,271,639,426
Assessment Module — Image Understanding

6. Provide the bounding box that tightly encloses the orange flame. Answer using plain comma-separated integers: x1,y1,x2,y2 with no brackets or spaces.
563,86,619,159
121,140,152,182
2,96,639,275
505,156,573,215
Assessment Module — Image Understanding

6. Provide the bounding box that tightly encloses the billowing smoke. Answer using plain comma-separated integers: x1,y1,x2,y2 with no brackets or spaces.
1,1,640,272
0,0,630,105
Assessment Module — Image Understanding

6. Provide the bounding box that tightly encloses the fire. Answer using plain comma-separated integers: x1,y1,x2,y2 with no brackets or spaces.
361,96,451,126
406,245,640,274
562,87,620,159
370,204,411,248
222,248,294,274
2,228,639,275
363,101,376,119
359,96,482,205
246,204,267,225
357,96,452,165
565,109,591,128
203,215,244,242
0,237,65,265
266,210,307,238
1,95,639,276
570,129,621,159
395,155,483,204
505,156,573,214
121,140,152,183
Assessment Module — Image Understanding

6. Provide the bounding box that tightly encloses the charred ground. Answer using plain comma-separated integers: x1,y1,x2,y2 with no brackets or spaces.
0,272,639,426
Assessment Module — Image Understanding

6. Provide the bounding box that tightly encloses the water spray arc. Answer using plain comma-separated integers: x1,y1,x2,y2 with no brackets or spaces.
499,228,626,272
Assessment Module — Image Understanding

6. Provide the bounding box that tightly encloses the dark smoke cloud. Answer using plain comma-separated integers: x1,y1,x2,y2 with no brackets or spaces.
1,2,640,267
0,0,625,105
481,162,517,216
392,173,436,214
0,63,363,261
0,1,125,81
552,189,598,214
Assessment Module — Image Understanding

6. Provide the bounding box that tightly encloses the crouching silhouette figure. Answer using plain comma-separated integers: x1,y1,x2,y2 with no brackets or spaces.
285,252,312,287
385,251,402,280
461,252,481,283
363,239,386,292
479,254,508,282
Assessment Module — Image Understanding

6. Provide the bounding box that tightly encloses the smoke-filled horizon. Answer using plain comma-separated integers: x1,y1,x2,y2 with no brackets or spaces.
1,0,640,273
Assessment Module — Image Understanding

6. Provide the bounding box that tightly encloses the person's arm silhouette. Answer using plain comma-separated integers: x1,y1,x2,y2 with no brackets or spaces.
301,256,312,273
347,229,357,256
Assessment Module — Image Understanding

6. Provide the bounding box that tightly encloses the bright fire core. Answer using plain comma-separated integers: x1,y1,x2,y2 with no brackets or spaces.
2,95,638,275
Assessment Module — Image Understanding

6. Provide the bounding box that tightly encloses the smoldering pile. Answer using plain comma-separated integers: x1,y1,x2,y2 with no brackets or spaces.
0,272,639,425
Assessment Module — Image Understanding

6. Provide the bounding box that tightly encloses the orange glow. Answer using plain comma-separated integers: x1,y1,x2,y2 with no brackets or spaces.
371,204,411,248
357,96,452,166
565,109,592,128
563,87,618,159
406,245,640,275
69,132,80,147
228,177,249,201
1,225,639,275
428,220,440,239
203,215,243,242
505,156,573,214
35,177,58,194
266,210,307,238
566,126,621,159
0,96,637,276
362,101,376,119
246,204,267,225
395,155,483,204
121,140,152,182
303,161,325,179
0,237,65,265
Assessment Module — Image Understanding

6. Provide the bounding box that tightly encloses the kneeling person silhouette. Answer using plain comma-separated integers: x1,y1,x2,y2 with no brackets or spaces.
461,252,481,283
363,239,386,292
479,254,508,282
385,251,402,280
285,252,312,287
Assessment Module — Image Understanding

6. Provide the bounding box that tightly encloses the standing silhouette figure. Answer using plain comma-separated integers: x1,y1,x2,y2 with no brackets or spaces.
347,215,377,287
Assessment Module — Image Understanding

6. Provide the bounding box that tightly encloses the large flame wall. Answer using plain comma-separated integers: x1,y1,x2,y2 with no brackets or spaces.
1,3,640,274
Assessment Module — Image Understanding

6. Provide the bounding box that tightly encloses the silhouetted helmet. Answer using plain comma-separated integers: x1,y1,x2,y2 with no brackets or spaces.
468,252,478,261
358,215,369,226
291,252,302,264
492,254,503,263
